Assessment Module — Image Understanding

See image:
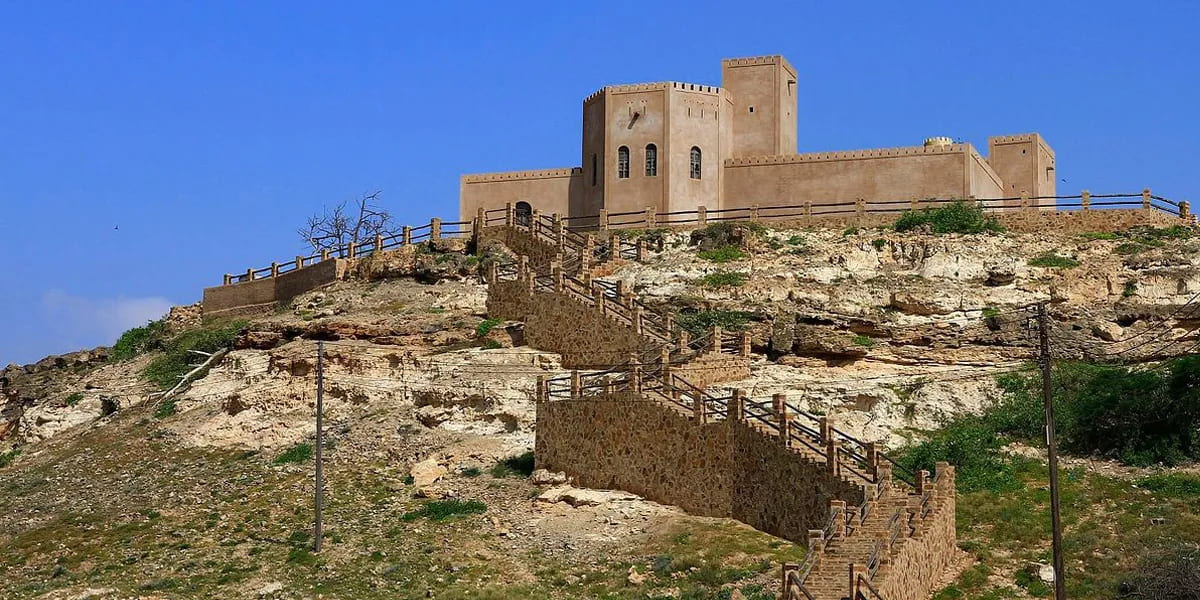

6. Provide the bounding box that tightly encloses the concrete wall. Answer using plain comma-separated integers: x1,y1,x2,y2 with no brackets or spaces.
536,395,866,542
460,168,581,220
723,144,979,211
721,55,798,158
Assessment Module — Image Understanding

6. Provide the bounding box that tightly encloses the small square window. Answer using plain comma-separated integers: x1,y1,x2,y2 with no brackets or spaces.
749,106,754,113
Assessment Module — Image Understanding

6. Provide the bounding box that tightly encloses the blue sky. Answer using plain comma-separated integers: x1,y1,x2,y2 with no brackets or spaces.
1,1,1197,365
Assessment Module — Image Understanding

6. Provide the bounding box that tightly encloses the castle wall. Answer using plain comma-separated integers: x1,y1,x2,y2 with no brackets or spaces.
876,469,958,600
722,55,798,158
987,133,1056,201
723,144,981,210
666,85,728,213
581,92,607,219
968,148,1006,201
602,86,668,214
202,258,348,318
460,168,580,221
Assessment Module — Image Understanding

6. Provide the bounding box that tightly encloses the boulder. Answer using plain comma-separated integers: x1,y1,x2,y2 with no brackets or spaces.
409,457,447,487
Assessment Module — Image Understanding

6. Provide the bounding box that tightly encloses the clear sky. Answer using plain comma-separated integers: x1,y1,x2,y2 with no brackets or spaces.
1,1,1196,366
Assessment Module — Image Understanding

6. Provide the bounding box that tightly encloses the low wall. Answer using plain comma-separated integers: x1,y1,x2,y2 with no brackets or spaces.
487,279,648,368
671,353,751,388
536,394,865,543
202,258,347,318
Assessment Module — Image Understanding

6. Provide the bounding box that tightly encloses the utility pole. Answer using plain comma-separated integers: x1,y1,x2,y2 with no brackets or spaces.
1037,303,1066,600
314,340,325,553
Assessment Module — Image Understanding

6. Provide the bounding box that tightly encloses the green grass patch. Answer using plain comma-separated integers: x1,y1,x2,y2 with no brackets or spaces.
65,392,84,407
893,200,1004,234
676,310,752,337
698,270,748,288
1080,231,1120,241
274,443,314,465
480,339,503,350
475,317,501,338
401,499,487,522
153,398,178,419
0,448,20,469
1028,252,1080,269
490,451,535,478
787,234,806,246
852,335,875,347
1115,242,1151,256
1137,473,1200,498
112,319,170,361
141,320,247,390
697,246,748,262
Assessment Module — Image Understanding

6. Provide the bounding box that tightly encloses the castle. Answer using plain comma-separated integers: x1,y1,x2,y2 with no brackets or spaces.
459,54,1056,223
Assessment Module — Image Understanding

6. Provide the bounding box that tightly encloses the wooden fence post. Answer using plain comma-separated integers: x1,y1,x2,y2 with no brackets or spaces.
693,387,708,423
570,371,581,397
1181,200,1191,220
246,267,255,281
749,205,759,222
347,242,357,259
740,332,751,357
223,274,232,286
321,248,331,261
536,376,546,404
711,325,722,354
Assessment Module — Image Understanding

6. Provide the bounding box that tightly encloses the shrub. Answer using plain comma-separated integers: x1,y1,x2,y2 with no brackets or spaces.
842,226,862,237
896,414,1025,493
1027,252,1080,269
1115,242,1151,256
852,335,875,347
981,306,1000,318
401,499,487,522
1116,544,1200,600
1123,280,1138,298
461,466,482,478
689,222,764,251
699,271,748,288
1138,473,1200,498
142,320,247,390
697,246,747,262
871,238,887,250
475,317,501,338
893,200,1004,234
992,358,1200,466
480,339,503,350
490,451,535,478
111,319,170,361
65,392,84,407
787,234,806,246
676,310,752,337
0,448,20,469
1080,231,1120,241
154,398,178,419
274,442,314,465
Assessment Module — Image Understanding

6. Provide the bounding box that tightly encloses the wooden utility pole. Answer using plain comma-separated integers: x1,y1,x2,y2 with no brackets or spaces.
314,340,325,553
1037,303,1066,600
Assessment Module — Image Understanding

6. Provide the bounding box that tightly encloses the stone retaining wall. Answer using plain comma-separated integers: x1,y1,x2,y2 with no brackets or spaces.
202,258,348,318
536,394,866,543
876,466,959,600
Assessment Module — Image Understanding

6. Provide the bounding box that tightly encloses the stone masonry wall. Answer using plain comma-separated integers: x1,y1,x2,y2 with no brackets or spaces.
487,279,649,368
202,259,348,318
671,353,752,388
478,226,563,272
876,468,958,600
536,394,867,544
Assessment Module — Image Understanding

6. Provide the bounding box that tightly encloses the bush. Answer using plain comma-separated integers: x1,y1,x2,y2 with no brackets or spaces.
1115,242,1151,256
274,443,314,465
689,222,764,251
993,358,1200,466
787,234,806,246
851,335,875,347
1027,252,1080,269
676,310,752,338
871,238,887,250
698,271,748,288
154,398,178,419
480,339,503,350
1080,231,1120,241
111,319,170,361
896,414,1025,493
0,448,20,469
401,499,487,522
697,246,747,262
475,317,501,338
893,200,1004,235
1123,280,1138,298
65,392,84,407
141,320,247,390
490,451,535,478
1116,544,1200,600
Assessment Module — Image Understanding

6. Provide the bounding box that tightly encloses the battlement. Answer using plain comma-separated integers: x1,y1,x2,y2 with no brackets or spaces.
461,167,582,184
583,81,723,103
724,143,971,167
721,55,787,67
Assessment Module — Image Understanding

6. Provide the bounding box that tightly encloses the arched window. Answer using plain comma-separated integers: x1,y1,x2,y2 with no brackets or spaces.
645,144,657,177
689,146,702,180
617,146,630,179
515,201,532,227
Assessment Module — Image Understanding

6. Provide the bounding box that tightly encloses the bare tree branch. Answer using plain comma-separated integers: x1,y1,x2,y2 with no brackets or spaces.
298,191,397,256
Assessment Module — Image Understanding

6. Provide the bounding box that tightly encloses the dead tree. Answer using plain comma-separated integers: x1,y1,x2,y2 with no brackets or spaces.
298,191,398,257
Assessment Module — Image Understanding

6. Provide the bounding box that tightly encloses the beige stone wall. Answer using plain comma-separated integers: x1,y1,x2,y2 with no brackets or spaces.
723,144,980,211
602,86,668,214
666,86,729,214
487,279,650,368
968,148,1006,200
876,469,958,600
987,134,1056,200
721,56,798,158
477,226,562,271
459,168,580,221
670,353,751,388
202,258,347,318
536,394,866,541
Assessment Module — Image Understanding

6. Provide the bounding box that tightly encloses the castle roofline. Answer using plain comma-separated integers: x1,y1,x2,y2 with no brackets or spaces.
583,81,725,103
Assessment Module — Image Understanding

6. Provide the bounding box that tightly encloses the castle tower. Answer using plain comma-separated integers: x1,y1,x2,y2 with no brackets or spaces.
987,133,1057,200
721,56,798,157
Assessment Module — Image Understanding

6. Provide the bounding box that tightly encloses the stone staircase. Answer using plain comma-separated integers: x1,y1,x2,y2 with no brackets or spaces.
480,217,959,600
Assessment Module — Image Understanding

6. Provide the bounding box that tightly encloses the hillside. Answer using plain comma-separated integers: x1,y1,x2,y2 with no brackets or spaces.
2,217,1199,599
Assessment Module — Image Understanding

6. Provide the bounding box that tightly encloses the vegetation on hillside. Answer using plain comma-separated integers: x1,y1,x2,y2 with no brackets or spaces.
141,320,248,390
676,310,753,338
893,200,1004,235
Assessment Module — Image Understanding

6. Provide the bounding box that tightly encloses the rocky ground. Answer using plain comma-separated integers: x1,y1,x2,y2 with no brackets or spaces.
2,221,1198,599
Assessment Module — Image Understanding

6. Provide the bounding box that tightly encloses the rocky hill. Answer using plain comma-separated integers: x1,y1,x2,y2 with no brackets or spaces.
1,219,1197,599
